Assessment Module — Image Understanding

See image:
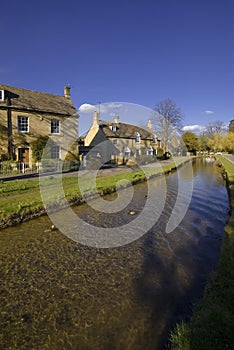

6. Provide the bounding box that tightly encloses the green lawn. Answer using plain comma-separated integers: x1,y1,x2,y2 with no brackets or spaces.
0,158,188,224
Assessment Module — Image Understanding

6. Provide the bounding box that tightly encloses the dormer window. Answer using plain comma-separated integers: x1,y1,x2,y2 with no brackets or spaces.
135,132,141,144
153,134,157,144
112,125,117,132
0,90,4,101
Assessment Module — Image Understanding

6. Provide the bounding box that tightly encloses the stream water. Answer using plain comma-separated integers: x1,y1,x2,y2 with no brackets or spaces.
0,159,230,349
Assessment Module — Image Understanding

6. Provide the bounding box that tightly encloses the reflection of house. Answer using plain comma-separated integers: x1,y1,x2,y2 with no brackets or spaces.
81,112,161,164
0,83,77,166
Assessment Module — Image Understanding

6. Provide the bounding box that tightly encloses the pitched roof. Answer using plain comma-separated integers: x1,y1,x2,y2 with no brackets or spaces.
98,120,155,139
0,83,77,116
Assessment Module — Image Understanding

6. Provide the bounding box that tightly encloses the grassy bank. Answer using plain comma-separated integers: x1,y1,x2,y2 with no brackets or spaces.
170,156,234,350
0,157,189,228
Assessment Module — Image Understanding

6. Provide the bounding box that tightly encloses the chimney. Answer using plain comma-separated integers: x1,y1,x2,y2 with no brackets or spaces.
148,119,152,129
114,116,119,123
64,86,71,99
93,111,99,125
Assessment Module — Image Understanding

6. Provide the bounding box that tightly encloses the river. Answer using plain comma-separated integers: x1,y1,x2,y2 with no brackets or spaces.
0,159,230,349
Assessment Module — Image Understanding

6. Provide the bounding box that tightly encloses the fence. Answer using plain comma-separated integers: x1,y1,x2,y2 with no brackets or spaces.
0,160,80,176
0,161,39,175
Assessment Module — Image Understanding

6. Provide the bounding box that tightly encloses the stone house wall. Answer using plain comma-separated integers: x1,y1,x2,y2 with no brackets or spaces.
0,84,78,166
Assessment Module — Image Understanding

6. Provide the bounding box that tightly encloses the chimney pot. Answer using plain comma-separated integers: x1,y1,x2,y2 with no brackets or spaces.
114,116,119,123
148,119,152,129
64,86,71,98
93,111,99,125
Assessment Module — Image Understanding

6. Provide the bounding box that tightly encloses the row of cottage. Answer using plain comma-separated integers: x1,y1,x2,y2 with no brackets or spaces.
0,83,161,168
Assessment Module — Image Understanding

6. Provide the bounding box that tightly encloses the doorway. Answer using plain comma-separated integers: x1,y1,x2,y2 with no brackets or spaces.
18,148,29,165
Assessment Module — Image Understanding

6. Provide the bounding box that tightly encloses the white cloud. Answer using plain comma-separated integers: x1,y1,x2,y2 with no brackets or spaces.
78,103,96,113
78,102,124,115
204,110,214,115
101,103,124,115
105,103,123,109
78,101,156,135
182,125,206,133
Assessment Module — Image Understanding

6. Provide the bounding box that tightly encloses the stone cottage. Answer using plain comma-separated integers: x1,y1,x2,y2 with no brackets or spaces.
0,84,78,167
80,111,161,164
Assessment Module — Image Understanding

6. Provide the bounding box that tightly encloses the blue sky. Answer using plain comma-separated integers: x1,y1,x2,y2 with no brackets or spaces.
1,0,233,134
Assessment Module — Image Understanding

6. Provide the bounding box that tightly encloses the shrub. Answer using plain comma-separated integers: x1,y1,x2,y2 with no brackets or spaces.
170,322,191,350
157,147,164,159
31,136,49,161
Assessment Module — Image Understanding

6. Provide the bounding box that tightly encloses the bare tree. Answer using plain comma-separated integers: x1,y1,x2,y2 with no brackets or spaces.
206,120,226,136
152,99,183,151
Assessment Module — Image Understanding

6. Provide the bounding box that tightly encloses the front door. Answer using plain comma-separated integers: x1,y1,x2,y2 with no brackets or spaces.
18,148,29,165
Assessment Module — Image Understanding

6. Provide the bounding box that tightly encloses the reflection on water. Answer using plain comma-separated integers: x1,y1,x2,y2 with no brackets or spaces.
0,159,230,349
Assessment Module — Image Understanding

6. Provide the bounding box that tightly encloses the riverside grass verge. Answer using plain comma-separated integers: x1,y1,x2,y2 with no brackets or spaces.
170,155,234,350
0,157,190,229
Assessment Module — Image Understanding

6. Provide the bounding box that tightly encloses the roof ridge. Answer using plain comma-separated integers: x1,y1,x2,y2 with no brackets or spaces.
99,118,151,130
0,83,77,116
0,83,64,98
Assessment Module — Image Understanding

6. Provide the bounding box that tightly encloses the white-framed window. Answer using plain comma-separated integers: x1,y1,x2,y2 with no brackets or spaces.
153,134,157,144
135,132,141,144
51,144,60,159
147,146,154,156
136,148,141,156
51,119,60,134
111,125,117,132
18,116,29,132
0,90,4,101
124,147,131,157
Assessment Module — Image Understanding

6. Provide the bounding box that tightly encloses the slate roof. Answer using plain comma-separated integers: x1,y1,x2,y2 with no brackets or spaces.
0,83,77,116
98,120,155,139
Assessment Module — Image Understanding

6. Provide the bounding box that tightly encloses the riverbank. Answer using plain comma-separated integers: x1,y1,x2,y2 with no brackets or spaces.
170,156,234,350
0,157,191,229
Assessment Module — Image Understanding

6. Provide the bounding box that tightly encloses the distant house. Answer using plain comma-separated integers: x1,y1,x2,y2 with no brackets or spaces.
0,84,77,166
229,119,234,133
81,112,161,164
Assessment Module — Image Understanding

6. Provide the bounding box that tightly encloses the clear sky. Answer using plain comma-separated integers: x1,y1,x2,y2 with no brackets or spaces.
1,0,233,134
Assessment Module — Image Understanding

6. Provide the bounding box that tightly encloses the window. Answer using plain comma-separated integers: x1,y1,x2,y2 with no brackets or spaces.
135,132,141,144
51,119,60,134
0,90,4,101
18,116,29,132
136,148,141,156
51,144,60,159
147,146,154,156
113,139,118,145
153,134,157,144
124,147,131,157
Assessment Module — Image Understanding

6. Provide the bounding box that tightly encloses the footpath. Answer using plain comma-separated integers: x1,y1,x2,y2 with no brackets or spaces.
223,155,234,164
0,157,185,182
